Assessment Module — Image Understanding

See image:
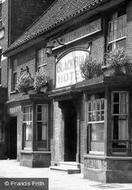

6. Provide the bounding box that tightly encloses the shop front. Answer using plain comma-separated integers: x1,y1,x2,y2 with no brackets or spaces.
7,93,51,168
49,49,90,172
50,47,132,182
81,76,132,183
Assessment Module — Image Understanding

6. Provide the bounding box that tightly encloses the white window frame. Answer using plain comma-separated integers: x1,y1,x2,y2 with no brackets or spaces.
36,104,48,150
111,91,129,154
108,14,127,51
87,98,105,154
23,105,33,149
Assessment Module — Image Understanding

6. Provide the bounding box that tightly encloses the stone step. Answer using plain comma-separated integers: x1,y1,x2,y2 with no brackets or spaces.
50,165,81,174
59,162,80,168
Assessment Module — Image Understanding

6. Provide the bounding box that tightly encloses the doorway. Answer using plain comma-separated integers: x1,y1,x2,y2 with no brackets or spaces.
7,117,17,159
64,100,77,161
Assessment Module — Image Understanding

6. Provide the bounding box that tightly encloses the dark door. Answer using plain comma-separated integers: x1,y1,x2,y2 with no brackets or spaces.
8,117,17,159
64,101,77,161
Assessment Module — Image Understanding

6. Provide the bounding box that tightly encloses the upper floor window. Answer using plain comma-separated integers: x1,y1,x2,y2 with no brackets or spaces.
12,59,17,91
37,48,47,73
108,7,127,51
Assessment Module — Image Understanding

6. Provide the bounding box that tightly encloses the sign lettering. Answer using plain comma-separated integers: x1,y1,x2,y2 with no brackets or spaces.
56,50,89,88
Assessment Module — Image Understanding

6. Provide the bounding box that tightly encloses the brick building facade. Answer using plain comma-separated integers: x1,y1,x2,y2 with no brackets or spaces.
0,0,55,159
4,0,132,183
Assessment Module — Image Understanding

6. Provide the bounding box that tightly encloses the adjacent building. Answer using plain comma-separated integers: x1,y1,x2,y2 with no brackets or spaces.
4,0,132,183
0,0,55,159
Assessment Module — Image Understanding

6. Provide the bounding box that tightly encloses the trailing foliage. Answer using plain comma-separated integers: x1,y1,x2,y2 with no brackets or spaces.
105,48,131,74
34,71,48,92
16,72,34,93
80,56,103,80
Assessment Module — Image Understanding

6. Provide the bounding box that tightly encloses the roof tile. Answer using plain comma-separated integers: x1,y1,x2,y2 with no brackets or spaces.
6,0,106,53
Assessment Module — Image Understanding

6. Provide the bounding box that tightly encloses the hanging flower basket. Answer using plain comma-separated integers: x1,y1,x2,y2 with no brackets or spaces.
16,72,34,93
34,71,48,93
105,48,132,75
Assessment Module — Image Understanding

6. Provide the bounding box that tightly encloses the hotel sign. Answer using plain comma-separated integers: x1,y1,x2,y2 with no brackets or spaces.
56,50,89,88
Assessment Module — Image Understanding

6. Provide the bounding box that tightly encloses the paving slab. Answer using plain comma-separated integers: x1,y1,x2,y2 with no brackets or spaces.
0,160,132,190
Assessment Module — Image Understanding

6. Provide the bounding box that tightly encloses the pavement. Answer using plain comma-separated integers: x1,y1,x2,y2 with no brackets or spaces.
0,160,132,190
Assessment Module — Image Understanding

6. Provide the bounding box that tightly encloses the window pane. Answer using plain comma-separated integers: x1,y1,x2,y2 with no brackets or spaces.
113,116,119,139
101,99,104,110
113,104,119,114
37,48,47,67
37,122,42,141
119,119,128,140
42,124,47,140
13,59,17,72
37,122,47,148
22,106,32,149
0,68,1,84
26,124,32,141
36,104,48,149
37,113,42,121
101,111,104,120
91,123,104,141
88,99,104,122
42,105,48,122
88,102,92,111
88,112,92,122
120,92,128,114
13,73,17,90
113,93,119,102
108,15,126,42
97,100,100,110
37,105,42,112
116,39,126,49
112,92,128,153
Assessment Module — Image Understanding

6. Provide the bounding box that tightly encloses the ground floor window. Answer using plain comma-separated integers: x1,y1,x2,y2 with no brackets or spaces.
88,96,105,153
111,91,128,153
36,104,48,150
23,106,33,149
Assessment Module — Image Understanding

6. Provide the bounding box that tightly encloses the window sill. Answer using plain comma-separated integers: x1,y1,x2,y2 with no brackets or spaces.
88,121,104,124
111,152,128,156
20,150,51,154
108,36,126,45
89,151,104,155
84,154,106,160
10,90,18,95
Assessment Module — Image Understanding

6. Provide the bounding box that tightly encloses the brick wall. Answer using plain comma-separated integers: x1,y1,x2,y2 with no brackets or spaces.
9,48,36,100
52,33,105,163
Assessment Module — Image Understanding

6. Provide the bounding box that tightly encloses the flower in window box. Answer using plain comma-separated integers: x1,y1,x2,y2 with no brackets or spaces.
105,48,131,75
34,71,48,93
80,56,103,80
16,72,34,93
